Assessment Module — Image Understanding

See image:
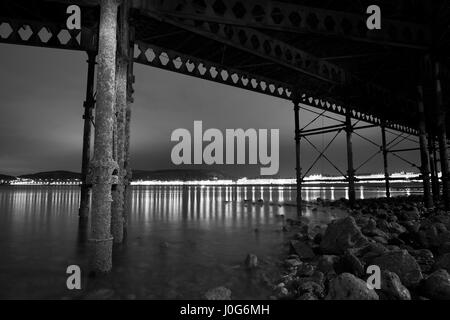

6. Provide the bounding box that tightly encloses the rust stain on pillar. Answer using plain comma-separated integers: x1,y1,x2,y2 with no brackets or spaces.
89,0,120,273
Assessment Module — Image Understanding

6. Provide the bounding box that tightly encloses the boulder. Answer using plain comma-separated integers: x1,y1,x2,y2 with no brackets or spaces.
204,286,232,300
285,258,302,268
438,242,450,255
245,254,258,269
320,217,368,254
289,240,315,260
373,250,423,288
434,253,450,273
421,269,450,300
326,273,379,300
408,249,434,273
297,292,318,300
84,288,115,300
296,263,315,277
317,255,339,274
399,207,420,221
378,271,411,300
341,250,365,278
388,222,407,235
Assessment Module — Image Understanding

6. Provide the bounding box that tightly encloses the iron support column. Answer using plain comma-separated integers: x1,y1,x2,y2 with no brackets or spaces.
345,111,355,206
293,102,302,214
123,24,135,234
111,1,129,244
79,52,96,218
381,122,390,198
89,0,120,274
417,85,433,208
435,61,450,210
428,134,439,201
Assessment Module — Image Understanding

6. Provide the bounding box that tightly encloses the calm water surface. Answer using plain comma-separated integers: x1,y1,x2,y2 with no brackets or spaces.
0,184,421,299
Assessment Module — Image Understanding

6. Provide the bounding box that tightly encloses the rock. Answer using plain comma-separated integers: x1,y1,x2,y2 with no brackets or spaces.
320,217,368,254
401,220,420,233
399,208,420,221
341,250,365,278
409,249,434,273
159,241,169,248
313,233,323,244
377,219,390,232
363,227,390,239
285,258,302,268
317,255,339,274
438,242,450,255
373,250,423,288
84,288,115,300
296,263,315,277
289,240,315,260
373,236,389,245
326,273,379,300
388,222,407,234
421,269,450,300
434,253,450,273
245,254,258,269
204,286,232,300
274,283,289,299
297,292,318,300
297,280,324,298
378,271,411,300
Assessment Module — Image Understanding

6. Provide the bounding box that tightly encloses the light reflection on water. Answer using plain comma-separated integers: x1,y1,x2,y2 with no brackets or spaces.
0,184,421,299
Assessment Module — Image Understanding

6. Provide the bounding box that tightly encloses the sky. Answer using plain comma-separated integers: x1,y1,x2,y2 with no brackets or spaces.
0,44,420,178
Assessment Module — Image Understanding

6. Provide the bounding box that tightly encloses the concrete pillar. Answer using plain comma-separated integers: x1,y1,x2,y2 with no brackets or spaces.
381,122,390,198
111,1,130,244
79,52,96,218
434,61,450,210
345,111,356,206
417,85,433,208
293,102,302,215
89,0,120,274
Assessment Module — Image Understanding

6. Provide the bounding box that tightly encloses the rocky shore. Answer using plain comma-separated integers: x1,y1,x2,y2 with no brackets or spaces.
270,195,450,300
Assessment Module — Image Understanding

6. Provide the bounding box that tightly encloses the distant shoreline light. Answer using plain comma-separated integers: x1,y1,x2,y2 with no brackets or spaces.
2,172,436,186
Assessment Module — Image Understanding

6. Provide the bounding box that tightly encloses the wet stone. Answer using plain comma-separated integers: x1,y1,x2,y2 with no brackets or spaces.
421,269,450,300
204,286,232,300
326,273,379,300
373,250,423,288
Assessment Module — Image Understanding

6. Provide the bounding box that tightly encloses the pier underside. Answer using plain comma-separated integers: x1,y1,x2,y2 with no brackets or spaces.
1,0,449,272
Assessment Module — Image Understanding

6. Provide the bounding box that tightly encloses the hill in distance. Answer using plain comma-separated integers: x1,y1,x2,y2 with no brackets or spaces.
132,169,234,181
18,171,81,180
0,174,17,181
6,169,233,181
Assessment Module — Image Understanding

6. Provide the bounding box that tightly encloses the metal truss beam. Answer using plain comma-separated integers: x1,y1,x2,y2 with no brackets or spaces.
0,16,420,137
134,40,293,99
0,17,96,51
134,0,432,49
133,41,418,136
147,13,420,132
148,14,346,84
